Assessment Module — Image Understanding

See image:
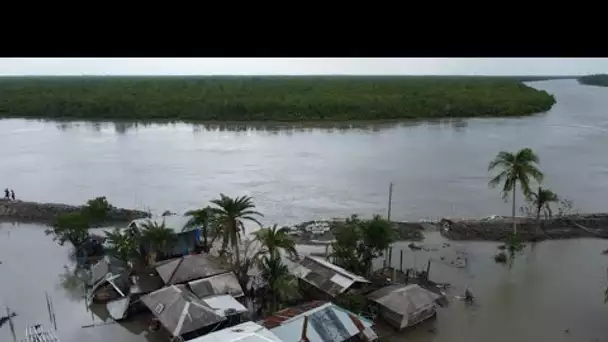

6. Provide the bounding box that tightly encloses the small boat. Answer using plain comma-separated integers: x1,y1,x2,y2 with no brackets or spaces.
25,324,60,342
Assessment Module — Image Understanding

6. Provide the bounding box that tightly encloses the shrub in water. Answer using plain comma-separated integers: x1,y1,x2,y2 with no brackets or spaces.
494,252,508,263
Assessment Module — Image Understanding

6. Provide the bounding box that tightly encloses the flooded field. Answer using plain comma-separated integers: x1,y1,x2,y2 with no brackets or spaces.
0,79,608,341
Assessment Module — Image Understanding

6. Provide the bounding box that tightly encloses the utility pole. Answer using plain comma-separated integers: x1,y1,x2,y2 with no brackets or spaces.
387,182,394,221
386,182,394,269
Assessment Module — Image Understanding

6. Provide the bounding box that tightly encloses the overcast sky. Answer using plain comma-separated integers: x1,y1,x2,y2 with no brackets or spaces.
0,58,605,76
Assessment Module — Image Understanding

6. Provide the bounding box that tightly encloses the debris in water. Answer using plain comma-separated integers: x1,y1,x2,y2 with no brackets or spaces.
494,252,507,263
0,311,17,328
408,243,422,251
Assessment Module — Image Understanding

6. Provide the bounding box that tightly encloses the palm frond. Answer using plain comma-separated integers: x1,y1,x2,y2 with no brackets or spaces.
489,170,508,188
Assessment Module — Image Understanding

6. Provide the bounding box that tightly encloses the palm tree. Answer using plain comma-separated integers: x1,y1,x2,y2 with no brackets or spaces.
530,187,559,222
104,227,140,263
259,255,299,313
185,206,216,253
254,224,298,260
140,220,177,264
210,194,263,266
488,148,544,234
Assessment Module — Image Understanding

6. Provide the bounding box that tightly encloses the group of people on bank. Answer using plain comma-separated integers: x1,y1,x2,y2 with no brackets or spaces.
3,188,15,200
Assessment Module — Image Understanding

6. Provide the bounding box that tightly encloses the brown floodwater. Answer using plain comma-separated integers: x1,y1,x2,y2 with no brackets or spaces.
0,79,608,341
1,224,607,342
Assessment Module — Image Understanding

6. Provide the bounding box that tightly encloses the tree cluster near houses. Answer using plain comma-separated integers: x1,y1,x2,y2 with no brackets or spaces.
329,214,395,277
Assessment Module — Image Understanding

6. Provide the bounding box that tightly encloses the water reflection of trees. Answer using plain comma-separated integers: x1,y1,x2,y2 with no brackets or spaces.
47,118,469,135
57,265,87,302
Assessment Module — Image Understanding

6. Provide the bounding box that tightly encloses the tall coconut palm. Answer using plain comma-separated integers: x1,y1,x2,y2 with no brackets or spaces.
530,187,559,221
489,148,544,234
185,206,216,253
210,194,263,266
140,220,177,264
254,224,298,260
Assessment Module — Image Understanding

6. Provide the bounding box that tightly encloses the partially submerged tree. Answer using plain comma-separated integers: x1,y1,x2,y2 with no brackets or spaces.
330,214,395,276
185,206,216,253
104,227,141,263
488,148,544,234
259,255,300,313
46,212,91,247
210,194,263,266
140,220,177,264
254,224,298,260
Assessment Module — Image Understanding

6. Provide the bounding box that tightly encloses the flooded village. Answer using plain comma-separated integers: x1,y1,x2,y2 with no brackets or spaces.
1,72,608,342
1,192,608,342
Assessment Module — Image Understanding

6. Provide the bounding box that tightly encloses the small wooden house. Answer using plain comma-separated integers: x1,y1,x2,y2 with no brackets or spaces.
368,284,441,330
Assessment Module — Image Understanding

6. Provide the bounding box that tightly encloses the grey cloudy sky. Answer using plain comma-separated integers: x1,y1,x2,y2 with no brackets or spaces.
0,58,605,76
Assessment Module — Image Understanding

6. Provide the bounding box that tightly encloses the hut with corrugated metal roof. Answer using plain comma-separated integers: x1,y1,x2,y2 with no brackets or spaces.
188,271,244,299
259,301,378,342
185,321,283,342
154,253,229,285
291,256,371,300
142,285,247,341
367,284,441,330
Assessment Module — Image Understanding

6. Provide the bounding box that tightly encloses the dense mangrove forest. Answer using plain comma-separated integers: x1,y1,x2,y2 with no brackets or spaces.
0,76,557,121
578,74,608,87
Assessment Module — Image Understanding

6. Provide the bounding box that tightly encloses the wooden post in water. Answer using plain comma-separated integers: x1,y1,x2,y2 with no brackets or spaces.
400,250,403,272
426,260,432,282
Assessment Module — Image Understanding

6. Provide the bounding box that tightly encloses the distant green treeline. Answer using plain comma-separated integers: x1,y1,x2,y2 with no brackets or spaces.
0,76,557,121
578,74,608,87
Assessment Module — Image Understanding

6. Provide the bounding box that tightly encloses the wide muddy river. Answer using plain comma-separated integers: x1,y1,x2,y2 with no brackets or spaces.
1,79,607,342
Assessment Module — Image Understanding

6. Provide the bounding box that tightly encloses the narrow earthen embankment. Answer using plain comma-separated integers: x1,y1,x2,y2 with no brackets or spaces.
439,213,608,242
0,199,150,225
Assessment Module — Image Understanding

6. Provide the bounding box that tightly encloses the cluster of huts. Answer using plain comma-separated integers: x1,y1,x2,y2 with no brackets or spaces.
85,216,444,342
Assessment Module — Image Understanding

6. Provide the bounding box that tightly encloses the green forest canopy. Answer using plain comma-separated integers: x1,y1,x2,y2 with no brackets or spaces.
578,74,608,87
0,76,557,121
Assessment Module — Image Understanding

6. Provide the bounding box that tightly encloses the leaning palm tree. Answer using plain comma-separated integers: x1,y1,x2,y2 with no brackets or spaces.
488,148,544,234
530,187,559,221
184,206,216,253
140,220,177,264
210,194,263,266
254,224,298,260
